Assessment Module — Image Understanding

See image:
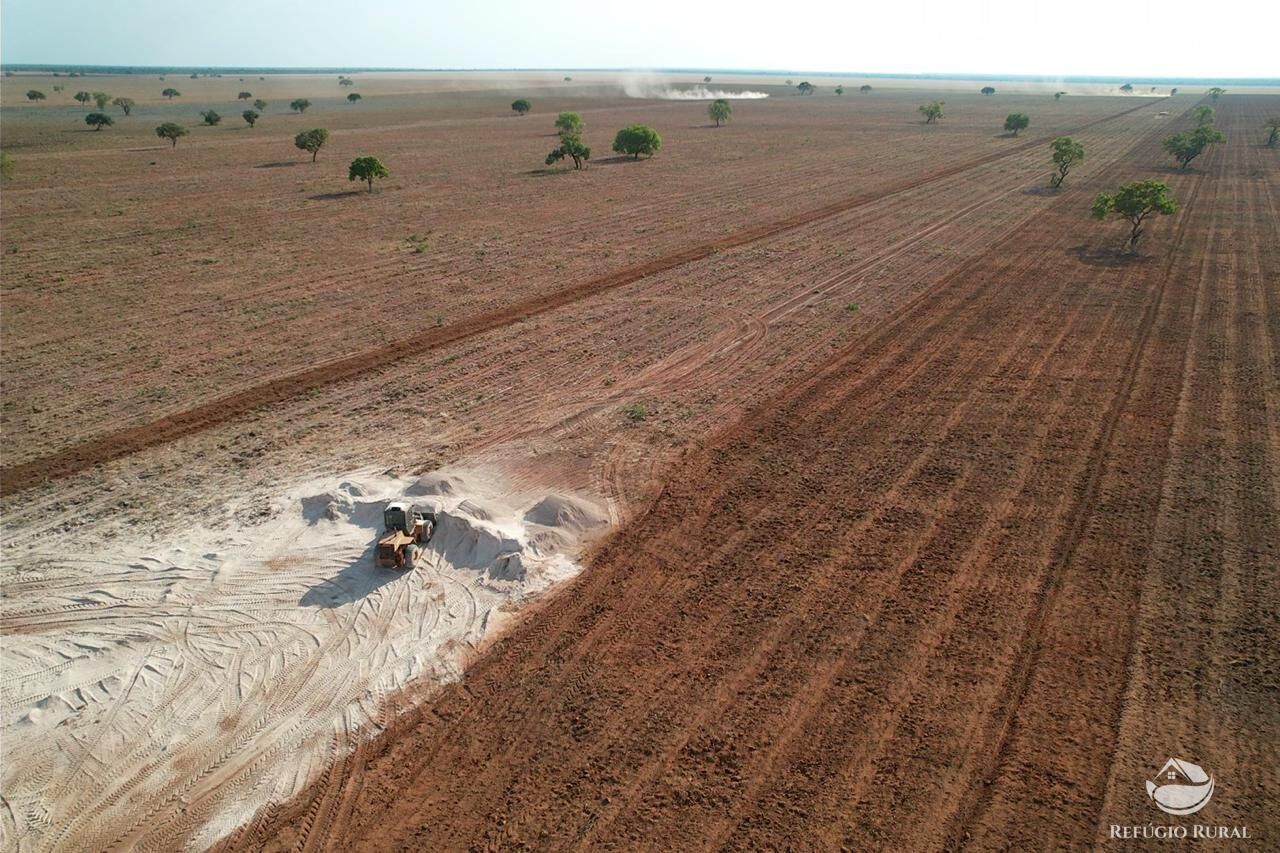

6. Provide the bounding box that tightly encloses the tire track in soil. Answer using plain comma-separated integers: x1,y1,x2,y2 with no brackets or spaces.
0,100,1161,495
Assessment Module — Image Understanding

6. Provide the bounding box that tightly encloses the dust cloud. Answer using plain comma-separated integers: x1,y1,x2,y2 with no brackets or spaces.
619,72,768,100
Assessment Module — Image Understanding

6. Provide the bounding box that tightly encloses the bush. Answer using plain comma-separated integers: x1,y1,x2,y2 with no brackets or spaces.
347,93,362,103
981,86,996,95
26,90,46,101
612,124,661,159
511,98,531,115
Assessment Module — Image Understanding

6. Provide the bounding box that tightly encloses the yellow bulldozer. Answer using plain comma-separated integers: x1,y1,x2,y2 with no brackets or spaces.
376,501,436,569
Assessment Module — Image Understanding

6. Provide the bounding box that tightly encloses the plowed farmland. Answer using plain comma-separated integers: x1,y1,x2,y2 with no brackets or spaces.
1,78,1276,850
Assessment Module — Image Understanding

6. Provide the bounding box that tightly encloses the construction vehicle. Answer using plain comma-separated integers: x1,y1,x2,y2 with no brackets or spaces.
375,501,436,569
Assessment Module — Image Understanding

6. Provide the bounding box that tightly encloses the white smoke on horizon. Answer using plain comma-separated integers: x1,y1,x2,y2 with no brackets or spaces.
619,72,769,100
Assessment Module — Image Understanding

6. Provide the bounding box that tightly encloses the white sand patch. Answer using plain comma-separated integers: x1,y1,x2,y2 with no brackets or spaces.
0,467,607,850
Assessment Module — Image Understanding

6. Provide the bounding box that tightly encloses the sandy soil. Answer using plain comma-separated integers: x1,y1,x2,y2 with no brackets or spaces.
2,78,1276,850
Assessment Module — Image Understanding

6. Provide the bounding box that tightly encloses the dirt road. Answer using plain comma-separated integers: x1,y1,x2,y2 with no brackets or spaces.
234,97,1279,850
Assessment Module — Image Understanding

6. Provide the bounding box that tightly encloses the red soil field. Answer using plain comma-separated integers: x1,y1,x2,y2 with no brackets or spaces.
2,79,1275,849
217,97,1276,849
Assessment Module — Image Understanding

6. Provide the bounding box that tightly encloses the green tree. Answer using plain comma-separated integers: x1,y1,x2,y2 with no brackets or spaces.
708,99,732,127
348,155,389,191
112,96,135,115
238,91,252,99
981,86,996,95
860,84,872,93
74,91,92,107
1191,105,1215,126
155,122,189,146
1049,137,1085,188
1120,83,1134,93
92,92,111,110
612,124,662,159
162,87,181,99
200,109,222,126
1170,88,1178,95
834,85,844,95
1266,116,1280,148
0,151,13,180
295,128,330,161
1054,91,1066,100
545,136,591,169
704,75,712,83
26,90,46,101
85,112,114,130
253,98,268,112
1003,112,1030,136
554,112,583,135
511,98,531,115
919,100,944,123
52,85,64,93
339,77,355,87
290,98,311,113
1163,124,1225,170
1091,179,1178,252
1207,87,1226,100
242,109,259,127
347,93,362,103
797,81,815,95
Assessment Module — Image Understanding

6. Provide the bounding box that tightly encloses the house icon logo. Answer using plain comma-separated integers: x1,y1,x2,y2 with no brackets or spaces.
1146,758,1214,816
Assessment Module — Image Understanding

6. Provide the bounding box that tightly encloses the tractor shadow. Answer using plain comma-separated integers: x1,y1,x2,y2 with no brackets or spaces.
299,547,403,608
1068,244,1154,268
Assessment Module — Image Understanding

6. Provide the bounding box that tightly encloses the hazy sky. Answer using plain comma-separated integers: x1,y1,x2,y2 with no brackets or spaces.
1,0,1274,78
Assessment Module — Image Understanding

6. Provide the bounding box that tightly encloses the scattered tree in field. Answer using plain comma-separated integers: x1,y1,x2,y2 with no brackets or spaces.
347,93,362,103
1163,124,1226,169
295,128,330,161
162,88,181,99
708,98,732,127
1049,136,1085,187
545,135,591,169
253,98,268,112
612,124,662,159
290,98,311,113
1170,88,1178,95
93,92,111,109
1207,87,1225,100
1091,179,1178,252
563,76,572,82
511,98,531,115
919,100,945,123
1055,91,1066,100
860,84,872,93
112,97,135,115
981,86,996,96
53,85,64,93
74,91,92,106
242,109,259,127
704,75,712,83
554,112,583,135
26,90,46,101
797,81,815,95
0,151,13,180
785,79,793,86
1003,112,1030,136
238,91,252,99
1120,83,1134,93
200,110,222,126
155,122,189,146
339,77,355,87
1266,116,1280,148
348,155,388,191
85,112,114,130
1191,105,1215,126
834,85,844,95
